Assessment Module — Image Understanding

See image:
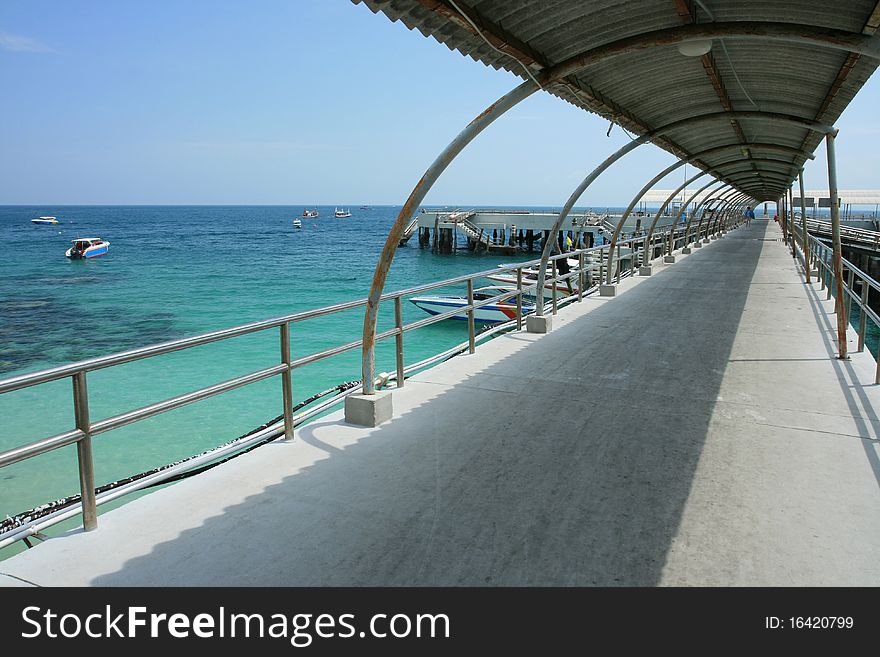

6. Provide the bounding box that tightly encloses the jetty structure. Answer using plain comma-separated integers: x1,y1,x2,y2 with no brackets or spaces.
2,1,880,586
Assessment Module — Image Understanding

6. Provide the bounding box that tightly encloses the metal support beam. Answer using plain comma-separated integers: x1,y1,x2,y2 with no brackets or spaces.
682,181,730,247
641,172,713,267
696,188,740,242
359,80,538,394
827,130,847,359
605,147,815,281
534,106,830,302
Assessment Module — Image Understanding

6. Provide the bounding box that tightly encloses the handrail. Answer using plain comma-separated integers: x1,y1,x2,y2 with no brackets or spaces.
0,220,715,542
799,232,880,383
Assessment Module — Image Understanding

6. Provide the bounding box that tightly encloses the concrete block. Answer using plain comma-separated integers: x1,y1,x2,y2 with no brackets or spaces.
664,255,676,263
599,284,617,297
526,314,552,333
681,247,692,255
639,265,653,276
710,235,718,240
693,242,703,248
344,390,393,427
702,238,711,244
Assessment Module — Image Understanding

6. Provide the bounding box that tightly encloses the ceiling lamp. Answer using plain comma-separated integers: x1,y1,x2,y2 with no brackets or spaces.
677,39,712,57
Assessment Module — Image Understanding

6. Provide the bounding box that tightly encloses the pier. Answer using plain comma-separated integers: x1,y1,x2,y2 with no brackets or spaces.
3,0,880,587
2,218,879,586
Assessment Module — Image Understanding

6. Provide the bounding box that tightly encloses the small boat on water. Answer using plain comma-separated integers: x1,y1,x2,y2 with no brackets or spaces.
410,286,535,324
335,207,352,218
293,218,302,228
487,259,585,294
65,237,109,259
303,209,319,218
31,216,59,225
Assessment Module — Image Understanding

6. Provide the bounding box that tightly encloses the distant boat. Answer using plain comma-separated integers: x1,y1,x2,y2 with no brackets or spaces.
293,218,302,228
302,209,319,218
65,237,109,259
360,206,371,210
31,216,59,225
335,207,352,218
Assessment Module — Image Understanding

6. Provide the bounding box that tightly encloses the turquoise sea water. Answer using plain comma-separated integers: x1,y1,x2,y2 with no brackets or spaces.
3,206,877,554
1,205,560,527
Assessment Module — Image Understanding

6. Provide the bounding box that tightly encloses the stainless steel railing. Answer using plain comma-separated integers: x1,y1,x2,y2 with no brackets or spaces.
797,232,880,382
0,221,716,544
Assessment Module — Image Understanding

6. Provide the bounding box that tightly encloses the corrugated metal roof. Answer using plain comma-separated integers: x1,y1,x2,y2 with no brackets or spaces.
352,0,880,201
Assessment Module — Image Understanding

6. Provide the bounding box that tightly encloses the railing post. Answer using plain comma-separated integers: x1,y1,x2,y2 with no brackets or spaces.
827,130,847,359
551,260,558,315
846,267,855,322
516,268,523,330
858,278,868,353
578,252,585,301
280,323,294,440
73,372,97,531
799,169,810,282
394,297,405,388
616,242,622,283
467,279,476,354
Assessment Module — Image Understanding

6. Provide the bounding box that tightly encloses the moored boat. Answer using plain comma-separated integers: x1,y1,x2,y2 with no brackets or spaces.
65,237,109,259
486,259,584,294
303,209,319,218
410,286,535,324
31,216,59,225
293,218,303,228
335,207,352,218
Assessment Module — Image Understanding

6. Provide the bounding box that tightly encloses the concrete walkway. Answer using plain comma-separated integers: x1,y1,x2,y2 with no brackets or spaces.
3,219,880,586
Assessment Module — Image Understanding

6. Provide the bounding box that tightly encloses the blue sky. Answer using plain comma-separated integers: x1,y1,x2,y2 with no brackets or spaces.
1,0,878,206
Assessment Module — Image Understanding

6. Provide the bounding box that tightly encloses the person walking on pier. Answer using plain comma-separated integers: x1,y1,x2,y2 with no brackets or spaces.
556,234,574,295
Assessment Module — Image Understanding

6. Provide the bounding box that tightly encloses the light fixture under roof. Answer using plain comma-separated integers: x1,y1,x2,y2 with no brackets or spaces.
677,39,713,57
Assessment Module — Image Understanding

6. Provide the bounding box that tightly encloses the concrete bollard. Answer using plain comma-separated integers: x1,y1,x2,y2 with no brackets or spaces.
345,390,393,427
526,314,553,333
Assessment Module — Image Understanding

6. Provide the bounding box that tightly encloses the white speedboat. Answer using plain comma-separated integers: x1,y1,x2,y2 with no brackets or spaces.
410,286,534,324
335,207,352,218
31,216,59,225
487,259,582,293
293,218,302,228
65,237,109,259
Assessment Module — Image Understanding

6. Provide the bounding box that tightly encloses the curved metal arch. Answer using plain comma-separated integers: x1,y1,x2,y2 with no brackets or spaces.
358,80,538,394
681,184,734,250
642,173,716,266
653,157,795,265
724,198,755,233
660,156,795,259
535,110,836,307
358,20,856,395
544,22,880,83
650,178,723,254
667,184,731,255
709,193,751,236
720,171,800,187
692,188,741,245
713,195,751,235
606,144,816,276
